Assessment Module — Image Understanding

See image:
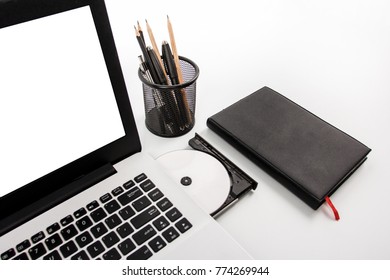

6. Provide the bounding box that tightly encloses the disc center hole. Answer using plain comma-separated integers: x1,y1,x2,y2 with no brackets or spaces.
181,176,192,186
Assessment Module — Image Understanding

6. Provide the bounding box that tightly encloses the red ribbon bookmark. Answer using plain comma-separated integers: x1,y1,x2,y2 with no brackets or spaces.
325,196,340,221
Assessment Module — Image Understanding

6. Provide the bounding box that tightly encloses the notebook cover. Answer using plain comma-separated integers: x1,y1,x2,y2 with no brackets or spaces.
207,86,371,209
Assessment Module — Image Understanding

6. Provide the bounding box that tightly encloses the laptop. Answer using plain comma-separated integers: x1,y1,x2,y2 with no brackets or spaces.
0,0,250,260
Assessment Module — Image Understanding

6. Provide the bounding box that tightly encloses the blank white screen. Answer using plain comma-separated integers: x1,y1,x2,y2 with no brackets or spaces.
0,7,125,197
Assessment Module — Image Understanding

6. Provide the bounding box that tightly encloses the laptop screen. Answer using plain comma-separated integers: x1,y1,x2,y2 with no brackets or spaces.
0,0,141,235
0,6,125,197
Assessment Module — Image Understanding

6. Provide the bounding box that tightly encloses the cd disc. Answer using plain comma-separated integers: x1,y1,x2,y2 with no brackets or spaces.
156,150,230,214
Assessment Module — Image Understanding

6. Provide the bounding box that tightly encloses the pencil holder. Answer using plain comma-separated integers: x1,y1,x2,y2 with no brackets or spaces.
138,56,199,137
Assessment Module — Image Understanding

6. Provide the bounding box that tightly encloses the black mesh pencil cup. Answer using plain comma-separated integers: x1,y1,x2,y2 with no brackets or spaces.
138,56,199,137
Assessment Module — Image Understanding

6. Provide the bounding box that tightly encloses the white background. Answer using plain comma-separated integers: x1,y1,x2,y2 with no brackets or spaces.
104,0,390,259
1,0,389,262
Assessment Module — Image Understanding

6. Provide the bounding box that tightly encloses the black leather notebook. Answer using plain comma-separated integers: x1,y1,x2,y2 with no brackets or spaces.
207,86,371,210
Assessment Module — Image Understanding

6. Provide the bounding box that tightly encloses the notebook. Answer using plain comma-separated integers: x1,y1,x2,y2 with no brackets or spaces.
0,0,251,260
207,86,371,211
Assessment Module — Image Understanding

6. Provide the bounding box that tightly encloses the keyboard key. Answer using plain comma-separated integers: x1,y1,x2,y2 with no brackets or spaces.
104,199,121,214
61,224,78,241
71,251,90,260
127,245,152,260
31,231,45,244
13,252,29,260
112,186,124,196
102,231,120,248
132,196,152,212
74,207,87,219
1,248,15,260
148,188,164,202
134,173,147,183
90,207,107,222
45,233,63,250
90,222,108,238
60,215,74,226
123,179,135,190
16,239,31,253
149,236,166,253
28,243,46,260
140,179,155,192
75,231,93,248
119,205,135,220
60,240,78,258
118,187,142,206
105,213,122,229
132,225,157,245
87,241,105,258
86,200,99,211
118,238,136,256
46,222,60,235
116,222,134,238
166,208,182,222
130,206,160,229
43,250,62,260
100,193,112,203
156,198,173,212
162,227,180,243
175,218,193,233
76,215,93,231
153,216,170,231
103,248,121,260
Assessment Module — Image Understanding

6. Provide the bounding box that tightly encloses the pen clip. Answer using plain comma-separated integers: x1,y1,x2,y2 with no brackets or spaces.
161,41,179,85
161,43,170,76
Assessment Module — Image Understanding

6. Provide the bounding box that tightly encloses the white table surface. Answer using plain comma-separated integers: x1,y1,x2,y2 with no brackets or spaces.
105,0,390,259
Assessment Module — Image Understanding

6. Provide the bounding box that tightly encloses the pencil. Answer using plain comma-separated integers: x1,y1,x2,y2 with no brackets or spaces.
167,15,192,123
167,15,183,83
145,19,168,80
137,21,145,43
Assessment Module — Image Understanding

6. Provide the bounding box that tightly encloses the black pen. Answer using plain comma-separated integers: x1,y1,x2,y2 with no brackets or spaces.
135,26,160,84
147,46,167,85
161,41,188,128
148,46,185,130
161,41,179,85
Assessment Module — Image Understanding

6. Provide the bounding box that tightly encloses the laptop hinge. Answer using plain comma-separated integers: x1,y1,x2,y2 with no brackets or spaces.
0,163,116,236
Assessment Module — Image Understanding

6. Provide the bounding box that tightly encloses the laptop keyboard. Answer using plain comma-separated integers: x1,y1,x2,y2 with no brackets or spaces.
1,173,192,260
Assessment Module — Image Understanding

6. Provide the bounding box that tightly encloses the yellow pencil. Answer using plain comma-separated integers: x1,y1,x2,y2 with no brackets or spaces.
167,16,192,123
145,19,168,79
167,15,184,83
